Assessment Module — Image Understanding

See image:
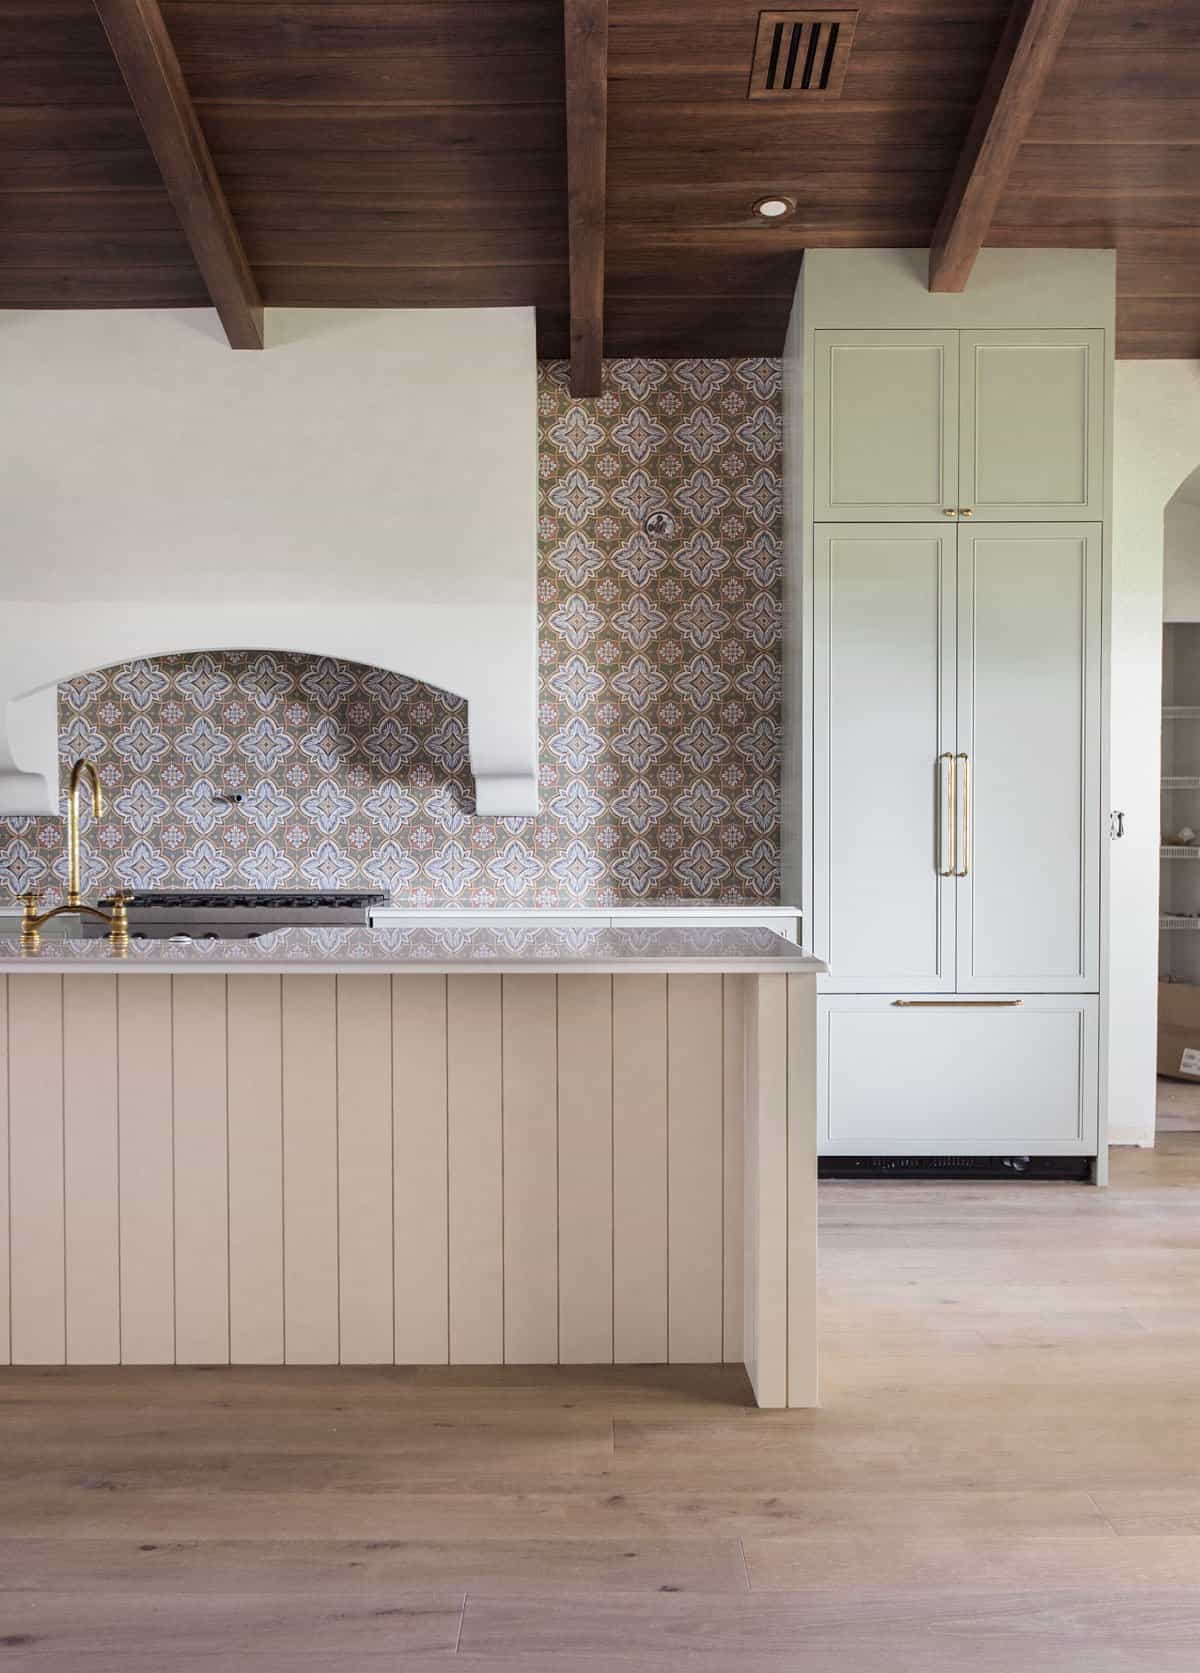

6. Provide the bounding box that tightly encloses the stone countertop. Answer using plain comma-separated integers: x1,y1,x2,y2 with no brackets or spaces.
0,924,826,977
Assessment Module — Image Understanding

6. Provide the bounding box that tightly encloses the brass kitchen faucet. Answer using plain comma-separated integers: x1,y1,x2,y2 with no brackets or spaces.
19,758,130,953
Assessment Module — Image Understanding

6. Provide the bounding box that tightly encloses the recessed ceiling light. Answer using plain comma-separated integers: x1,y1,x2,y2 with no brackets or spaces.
753,194,796,221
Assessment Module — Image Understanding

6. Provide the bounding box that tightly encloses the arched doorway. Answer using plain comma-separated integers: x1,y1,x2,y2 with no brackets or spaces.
1109,362,1200,1150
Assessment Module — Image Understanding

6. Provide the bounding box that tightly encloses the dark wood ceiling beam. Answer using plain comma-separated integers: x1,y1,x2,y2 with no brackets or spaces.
563,0,608,397
91,0,262,347
929,0,1081,293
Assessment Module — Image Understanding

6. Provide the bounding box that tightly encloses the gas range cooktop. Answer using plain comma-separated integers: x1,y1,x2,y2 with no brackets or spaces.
82,890,388,942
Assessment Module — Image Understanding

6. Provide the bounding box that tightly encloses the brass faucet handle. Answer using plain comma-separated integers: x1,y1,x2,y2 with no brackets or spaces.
108,891,132,956
19,891,42,953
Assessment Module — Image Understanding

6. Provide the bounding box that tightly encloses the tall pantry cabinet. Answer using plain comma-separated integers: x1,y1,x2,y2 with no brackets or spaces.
783,251,1114,1171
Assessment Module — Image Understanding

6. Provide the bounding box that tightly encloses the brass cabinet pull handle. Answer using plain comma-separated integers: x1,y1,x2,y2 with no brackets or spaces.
959,507,975,517
936,753,955,875
942,508,958,517
892,999,1024,1008
954,753,970,877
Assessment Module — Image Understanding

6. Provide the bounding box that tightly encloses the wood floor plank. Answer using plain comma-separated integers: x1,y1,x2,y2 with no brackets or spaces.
1092,1488,1200,1536
456,1588,1200,1660
0,1535,748,1596
0,1589,462,1659
743,1532,1200,1594
17,1648,1194,1673
0,1484,1112,1542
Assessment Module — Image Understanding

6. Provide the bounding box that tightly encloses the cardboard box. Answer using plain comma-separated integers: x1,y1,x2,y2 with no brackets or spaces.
1158,981,1200,1080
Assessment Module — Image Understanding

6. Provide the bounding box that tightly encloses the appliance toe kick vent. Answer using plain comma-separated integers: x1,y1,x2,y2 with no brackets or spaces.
819,1156,1093,1182
749,10,858,99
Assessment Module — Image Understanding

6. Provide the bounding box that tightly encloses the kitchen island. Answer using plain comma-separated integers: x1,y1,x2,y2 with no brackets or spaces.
0,926,823,1408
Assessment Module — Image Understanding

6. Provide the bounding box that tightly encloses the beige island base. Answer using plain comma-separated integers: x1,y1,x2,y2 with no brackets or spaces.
0,926,823,1408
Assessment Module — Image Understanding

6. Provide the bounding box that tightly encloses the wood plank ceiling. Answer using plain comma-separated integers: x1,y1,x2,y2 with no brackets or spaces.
2,0,1199,359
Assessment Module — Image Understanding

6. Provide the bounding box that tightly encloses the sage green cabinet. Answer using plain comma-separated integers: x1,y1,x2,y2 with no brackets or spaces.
811,523,1102,997
814,327,1104,523
814,330,959,522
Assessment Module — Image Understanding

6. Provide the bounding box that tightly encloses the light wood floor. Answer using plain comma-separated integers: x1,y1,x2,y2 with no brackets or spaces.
3,1137,1200,1671
1158,1075,1200,1132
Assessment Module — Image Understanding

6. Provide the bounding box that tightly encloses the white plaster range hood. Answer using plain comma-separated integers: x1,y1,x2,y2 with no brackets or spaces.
0,307,540,816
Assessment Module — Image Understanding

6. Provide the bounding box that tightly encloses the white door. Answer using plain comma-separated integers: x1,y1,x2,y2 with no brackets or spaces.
813,525,957,992
958,330,1104,521
955,525,1102,992
814,330,959,522
818,993,1099,1156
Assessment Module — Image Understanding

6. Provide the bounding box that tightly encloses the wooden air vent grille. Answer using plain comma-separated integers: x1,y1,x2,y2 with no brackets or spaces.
748,10,858,100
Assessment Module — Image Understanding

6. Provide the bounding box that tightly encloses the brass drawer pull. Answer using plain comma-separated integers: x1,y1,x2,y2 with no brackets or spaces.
892,999,1024,1008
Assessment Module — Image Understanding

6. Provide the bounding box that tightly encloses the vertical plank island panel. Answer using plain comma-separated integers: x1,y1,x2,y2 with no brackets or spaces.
336,975,394,1364
118,977,175,1363
63,975,120,1363
557,975,613,1365
446,975,504,1364
666,975,724,1364
743,975,788,1408
393,975,449,1364
172,975,230,1363
0,980,8,1364
787,972,819,1408
9,976,65,1364
501,973,558,1364
722,976,746,1365
227,974,284,1364
282,976,339,1363
612,974,667,1364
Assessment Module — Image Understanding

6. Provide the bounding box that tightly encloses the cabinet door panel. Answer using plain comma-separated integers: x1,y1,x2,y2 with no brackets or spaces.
959,330,1104,520
814,525,956,992
818,994,1098,1156
815,330,958,521
956,525,1101,991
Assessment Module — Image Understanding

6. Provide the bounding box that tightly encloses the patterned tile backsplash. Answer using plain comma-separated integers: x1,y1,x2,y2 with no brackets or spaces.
0,358,782,908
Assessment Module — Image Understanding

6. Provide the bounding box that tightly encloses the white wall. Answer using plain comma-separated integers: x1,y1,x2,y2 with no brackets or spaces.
1164,490,1200,623
1111,361,1200,1145
0,307,540,814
